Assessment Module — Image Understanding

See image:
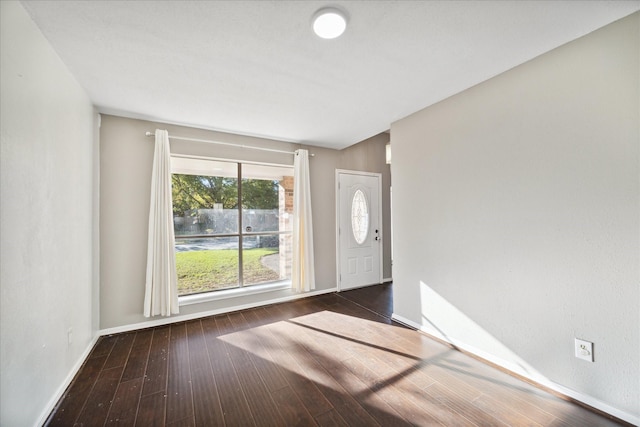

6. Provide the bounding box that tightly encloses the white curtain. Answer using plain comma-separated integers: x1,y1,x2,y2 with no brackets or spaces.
292,149,315,292
144,129,179,317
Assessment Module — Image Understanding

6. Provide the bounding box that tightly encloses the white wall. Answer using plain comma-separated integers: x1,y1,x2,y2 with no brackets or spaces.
99,115,343,329
391,12,639,421
0,2,98,426
99,115,391,330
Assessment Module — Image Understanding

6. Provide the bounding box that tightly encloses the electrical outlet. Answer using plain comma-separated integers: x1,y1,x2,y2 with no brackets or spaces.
67,328,73,346
575,338,593,362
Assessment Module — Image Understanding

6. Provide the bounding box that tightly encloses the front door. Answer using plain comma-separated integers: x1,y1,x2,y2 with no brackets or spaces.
337,170,382,290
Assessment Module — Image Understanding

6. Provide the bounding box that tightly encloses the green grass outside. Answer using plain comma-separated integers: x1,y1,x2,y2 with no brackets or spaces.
176,248,279,295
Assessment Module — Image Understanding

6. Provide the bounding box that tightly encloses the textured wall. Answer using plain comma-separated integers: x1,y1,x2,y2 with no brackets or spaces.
0,2,97,425
391,13,639,419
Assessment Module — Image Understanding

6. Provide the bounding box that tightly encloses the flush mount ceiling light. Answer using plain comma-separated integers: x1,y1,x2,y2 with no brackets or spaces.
312,7,348,39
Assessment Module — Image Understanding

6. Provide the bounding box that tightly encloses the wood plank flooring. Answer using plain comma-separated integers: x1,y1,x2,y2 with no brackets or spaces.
45,284,628,426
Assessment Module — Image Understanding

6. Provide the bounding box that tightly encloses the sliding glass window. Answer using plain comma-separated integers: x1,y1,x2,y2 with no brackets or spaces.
171,156,293,296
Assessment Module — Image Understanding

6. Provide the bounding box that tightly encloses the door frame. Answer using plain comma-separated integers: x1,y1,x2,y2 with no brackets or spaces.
335,169,383,291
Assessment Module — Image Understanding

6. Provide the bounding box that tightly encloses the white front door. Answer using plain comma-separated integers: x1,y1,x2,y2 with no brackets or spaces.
337,170,382,290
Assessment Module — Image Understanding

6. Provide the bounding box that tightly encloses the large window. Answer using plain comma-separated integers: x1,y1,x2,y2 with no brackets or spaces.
171,156,293,296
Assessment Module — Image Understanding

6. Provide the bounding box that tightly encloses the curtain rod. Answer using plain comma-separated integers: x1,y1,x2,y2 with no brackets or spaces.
145,131,314,156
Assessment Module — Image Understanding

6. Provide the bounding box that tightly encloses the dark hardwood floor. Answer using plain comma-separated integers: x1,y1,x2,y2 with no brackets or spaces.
45,283,627,426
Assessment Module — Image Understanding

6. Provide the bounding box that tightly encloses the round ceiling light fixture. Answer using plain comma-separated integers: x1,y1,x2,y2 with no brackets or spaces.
312,7,347,39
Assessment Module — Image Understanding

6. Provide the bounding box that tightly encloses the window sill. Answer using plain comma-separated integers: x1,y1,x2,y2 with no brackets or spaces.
178,281,292,306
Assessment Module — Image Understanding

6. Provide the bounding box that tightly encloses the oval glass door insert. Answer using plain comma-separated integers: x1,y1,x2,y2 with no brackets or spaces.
351,189,369,244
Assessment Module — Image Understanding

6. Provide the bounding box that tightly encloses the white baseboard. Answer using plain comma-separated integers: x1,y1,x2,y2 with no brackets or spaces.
35,334,100,427
391,313,639,426
100,286,338,336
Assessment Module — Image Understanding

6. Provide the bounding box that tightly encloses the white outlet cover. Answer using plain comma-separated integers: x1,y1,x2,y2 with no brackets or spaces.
575,338,594,362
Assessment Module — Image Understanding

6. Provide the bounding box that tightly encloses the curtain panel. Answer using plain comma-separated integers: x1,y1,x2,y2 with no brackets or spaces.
292,149,315,292
144,129,179,317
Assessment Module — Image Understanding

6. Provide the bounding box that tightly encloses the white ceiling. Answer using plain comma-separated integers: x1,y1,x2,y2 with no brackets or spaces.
21,1,640,150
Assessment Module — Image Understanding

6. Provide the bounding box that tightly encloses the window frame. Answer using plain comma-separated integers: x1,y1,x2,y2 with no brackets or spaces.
171,154,294,303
